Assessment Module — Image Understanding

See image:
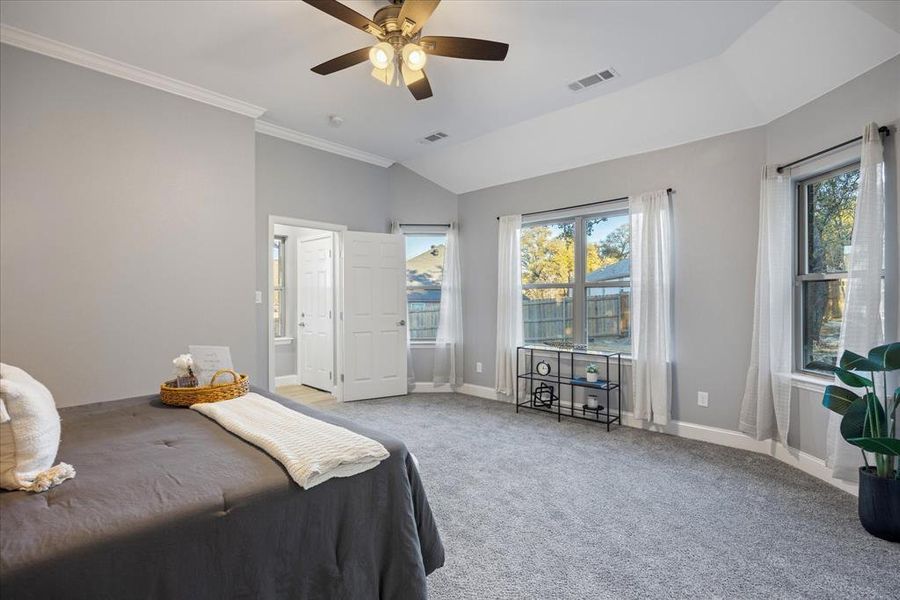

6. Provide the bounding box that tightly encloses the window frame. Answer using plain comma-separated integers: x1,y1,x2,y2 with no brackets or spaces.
793,161,869,375
403,230,447,343
273,235,287,339
521,207,631,352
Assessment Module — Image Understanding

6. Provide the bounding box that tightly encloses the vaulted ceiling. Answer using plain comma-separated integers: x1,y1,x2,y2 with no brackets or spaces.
2,1,898,193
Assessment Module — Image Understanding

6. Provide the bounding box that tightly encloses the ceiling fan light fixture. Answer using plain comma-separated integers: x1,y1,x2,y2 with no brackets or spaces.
371,63,395,86
402,43,427,71
369,42,394,69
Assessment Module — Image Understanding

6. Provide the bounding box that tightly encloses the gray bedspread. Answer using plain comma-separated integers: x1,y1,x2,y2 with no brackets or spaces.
0,387,444,599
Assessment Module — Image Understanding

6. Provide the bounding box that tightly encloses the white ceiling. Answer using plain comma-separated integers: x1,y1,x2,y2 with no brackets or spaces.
1,1,898,193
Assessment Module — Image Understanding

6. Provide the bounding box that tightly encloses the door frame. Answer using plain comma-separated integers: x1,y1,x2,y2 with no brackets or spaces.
267,216,346,400
295,232,335,391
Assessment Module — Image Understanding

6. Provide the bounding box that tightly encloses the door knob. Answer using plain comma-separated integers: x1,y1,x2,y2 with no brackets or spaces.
299,322,306,327
398,319,406,326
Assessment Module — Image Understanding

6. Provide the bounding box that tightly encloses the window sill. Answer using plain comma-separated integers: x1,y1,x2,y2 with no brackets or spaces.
410,341,437,349
792,372,829,393
526,347,633,365
274,337,294,346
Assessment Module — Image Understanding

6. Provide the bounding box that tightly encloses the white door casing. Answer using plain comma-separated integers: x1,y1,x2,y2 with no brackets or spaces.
342,231,407,401
298,235,334,392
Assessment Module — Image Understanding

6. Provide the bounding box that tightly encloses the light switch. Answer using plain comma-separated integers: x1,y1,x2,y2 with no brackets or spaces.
255,290,263,304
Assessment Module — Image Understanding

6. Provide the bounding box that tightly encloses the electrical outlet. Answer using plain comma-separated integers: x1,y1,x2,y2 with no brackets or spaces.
255,290,263,304
476,362,483,373
698,391,709,407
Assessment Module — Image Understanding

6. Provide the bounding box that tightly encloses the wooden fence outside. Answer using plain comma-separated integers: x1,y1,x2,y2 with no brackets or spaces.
409,293,630,344
409,302,440,340
523,293,630,344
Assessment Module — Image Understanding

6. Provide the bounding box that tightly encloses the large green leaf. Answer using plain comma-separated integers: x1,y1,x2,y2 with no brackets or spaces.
841,394,885,444
867,342,900,371
840,350,885,372
807,361,873,388
846,437,900,456
822,385,859,415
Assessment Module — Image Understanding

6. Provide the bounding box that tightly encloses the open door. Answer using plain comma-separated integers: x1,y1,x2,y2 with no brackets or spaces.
298,234,334,392
341,231,407,401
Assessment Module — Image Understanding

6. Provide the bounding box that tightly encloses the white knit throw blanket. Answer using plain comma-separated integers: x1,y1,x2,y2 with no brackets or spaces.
191,393,389,489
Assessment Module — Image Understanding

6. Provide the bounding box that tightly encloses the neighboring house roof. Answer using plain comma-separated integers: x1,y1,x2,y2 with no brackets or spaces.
407,244,445,287
586,258,630,282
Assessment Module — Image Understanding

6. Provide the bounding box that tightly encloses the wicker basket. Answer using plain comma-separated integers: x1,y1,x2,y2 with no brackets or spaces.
160,369,249,407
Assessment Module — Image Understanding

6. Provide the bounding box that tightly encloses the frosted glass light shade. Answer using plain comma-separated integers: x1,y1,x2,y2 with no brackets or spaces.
369,42,394,69
401,44,427,71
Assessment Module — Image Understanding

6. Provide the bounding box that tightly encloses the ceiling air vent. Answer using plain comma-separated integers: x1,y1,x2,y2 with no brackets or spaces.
419,131,450,144
568,68,618,92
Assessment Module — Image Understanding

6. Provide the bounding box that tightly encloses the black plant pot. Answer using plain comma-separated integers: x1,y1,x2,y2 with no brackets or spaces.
858,467,900,542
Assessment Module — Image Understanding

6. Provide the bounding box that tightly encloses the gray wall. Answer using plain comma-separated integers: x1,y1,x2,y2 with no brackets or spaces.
255,137,459,385
766,55,900,458
0,46,257,407
458,55,900,461
459,128,765,431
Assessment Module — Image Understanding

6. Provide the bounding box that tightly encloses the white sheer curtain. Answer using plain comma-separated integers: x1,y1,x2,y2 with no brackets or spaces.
630,189,673,425
433,222,463,386
495,215,523,395
827,123,886,480
739,166,793,444
391,221,415,390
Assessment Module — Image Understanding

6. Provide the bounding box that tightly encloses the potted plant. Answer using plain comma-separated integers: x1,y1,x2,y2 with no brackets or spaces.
815,342,899,542
585,364,599,383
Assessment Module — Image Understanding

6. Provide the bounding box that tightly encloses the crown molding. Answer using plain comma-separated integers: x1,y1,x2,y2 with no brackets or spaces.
255,121,395,168
0,24,266,119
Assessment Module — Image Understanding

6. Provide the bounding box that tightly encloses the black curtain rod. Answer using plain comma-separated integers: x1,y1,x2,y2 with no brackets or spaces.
776,126,890,173
398,223,451,228
496,188,673,220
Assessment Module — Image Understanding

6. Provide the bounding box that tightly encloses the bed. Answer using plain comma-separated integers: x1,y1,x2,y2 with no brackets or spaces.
0,387,444,599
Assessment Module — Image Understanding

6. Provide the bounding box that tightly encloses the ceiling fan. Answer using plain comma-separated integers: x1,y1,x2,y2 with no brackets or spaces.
302,0,509,100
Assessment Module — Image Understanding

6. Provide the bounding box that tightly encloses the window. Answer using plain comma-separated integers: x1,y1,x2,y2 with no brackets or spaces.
521,210,630,352
273,235,286,338
796,163,874,371
405,233,446,341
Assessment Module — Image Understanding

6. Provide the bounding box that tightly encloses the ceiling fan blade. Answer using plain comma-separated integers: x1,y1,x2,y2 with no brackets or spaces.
301,0,384,37
420,36,509,61
407,70,433,101
311,47,371,75
397,0,440,36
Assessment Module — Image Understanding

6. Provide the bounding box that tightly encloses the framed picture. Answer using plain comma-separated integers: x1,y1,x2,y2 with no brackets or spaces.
188,345,233,386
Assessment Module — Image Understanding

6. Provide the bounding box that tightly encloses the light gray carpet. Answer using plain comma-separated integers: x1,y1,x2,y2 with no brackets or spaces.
322,393,900,600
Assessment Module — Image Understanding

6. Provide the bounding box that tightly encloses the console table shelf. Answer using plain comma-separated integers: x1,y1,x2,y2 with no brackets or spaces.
515,345,622,431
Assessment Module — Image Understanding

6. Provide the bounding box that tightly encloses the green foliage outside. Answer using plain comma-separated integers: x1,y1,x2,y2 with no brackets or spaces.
521,222,630,300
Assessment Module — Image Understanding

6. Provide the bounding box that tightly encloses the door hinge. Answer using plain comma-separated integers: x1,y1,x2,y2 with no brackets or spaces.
340,374,344,382
329,371,332,380
328,310,332,319
340,311,343,321
329,249,332,258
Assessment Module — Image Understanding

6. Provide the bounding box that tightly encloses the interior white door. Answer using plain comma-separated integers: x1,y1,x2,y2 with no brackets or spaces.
298,235,334,392
342,231,407,401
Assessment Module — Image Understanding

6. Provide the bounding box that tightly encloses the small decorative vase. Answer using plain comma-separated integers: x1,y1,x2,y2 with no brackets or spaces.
586,372,598,383
586,395,599,409
858,467,900,542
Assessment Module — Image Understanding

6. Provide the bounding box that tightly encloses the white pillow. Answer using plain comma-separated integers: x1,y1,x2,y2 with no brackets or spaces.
0,363,74,492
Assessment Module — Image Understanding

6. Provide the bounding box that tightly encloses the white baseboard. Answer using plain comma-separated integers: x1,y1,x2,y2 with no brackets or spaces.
453,383,856,495
411,382,455,393
274,375,298,387
458,383,501,401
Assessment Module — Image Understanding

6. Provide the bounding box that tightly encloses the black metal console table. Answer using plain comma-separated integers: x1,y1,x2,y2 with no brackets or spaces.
516,345,622,431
